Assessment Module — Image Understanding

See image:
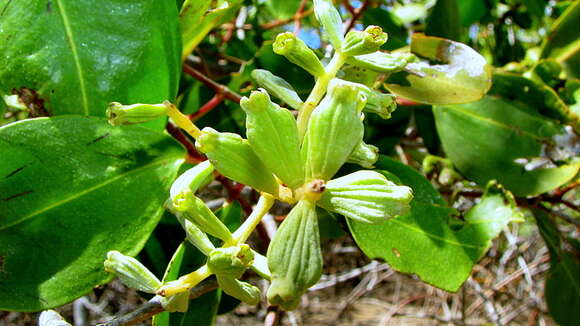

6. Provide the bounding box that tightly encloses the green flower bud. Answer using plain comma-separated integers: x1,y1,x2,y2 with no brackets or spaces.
313,0,344,49
346,141,379,168
106,102,166,126
342,26,388,56
347,52,417,74
217,276,261,305
173,190,233,242
317,170,413,224
207,244,254,279
301,79,365,181
39,310,72,326
363,91,397,119
241,90,304,189
160,292,189,313
273,32,325,77
176,216,215,256
104,251,162,293
196,127,279,196
170,161,215,199
267,200,322,310
251,69,304,110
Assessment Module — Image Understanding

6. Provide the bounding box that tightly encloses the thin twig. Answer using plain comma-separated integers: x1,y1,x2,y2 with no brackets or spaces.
293,0,309,34
344,0,371,32
182,64,242,104
260,9,313,30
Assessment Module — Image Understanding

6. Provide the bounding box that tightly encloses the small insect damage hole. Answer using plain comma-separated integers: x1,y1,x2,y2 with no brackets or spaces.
10,87,50,118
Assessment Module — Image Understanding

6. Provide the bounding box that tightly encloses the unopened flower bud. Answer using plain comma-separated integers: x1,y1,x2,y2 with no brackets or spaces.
363,91,397,119
207,244,254,279
170,161,214,199
347,51,417,73
342,26,388,56
251,69,304,110
313,0,344,49
346,141,379,168
317,170,413,224
173,190,233,242
106,102,166,126
241,90,304,189
104,251,162,293
273,32,325,77
267,200,322,310
177,216,215,256
195,127,279,195
301,79,365,181
217,276,261,305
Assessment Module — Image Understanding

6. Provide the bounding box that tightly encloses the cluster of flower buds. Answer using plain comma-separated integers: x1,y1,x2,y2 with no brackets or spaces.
104,0,418,313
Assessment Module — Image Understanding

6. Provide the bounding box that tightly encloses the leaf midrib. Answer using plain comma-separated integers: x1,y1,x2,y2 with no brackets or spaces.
0,156,183,230
55,0,89,115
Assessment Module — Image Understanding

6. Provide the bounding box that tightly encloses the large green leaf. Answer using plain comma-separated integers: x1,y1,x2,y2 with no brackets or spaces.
541,1,580,79
434,81,579,196
0,116,185,311
348,156,520,292
265,0,302,20
0,0,181,117
534,210,580,326
384,34,492,105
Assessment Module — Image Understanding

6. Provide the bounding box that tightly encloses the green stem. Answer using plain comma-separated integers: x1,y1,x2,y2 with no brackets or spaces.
297,52,347,139
229,194,275,245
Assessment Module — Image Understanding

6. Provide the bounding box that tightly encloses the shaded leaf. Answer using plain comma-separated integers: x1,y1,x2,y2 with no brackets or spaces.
426,0,462,42
457,0,489,27
0,0,181,119
541,1,580,79
384,34,492,105
0,116,184,311
534,210,580,326
265,0,302,20
348,156,520,292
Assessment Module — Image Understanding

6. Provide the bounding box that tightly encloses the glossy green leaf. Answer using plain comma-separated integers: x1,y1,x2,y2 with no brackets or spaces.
434,92,580,196
534,210,580,326
384,34,492,105
348,156,520,292
153,241,221,326
541,1,580,78
425,0,462,42
0,116,185,311
265,0,302,20
0,0,181,118
180,0,243,60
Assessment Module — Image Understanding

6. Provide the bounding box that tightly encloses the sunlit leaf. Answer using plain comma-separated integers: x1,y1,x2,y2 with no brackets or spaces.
0,0,181,120
541,1,580,79
384,34,492,105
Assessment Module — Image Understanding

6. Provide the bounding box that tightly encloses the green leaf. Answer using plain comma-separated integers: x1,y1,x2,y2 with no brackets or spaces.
348,156,520,292
425,0,462,42
265,0,302,20
534,210,580,326
153,241,220,326
434,92,580,196
180,0,243,60
0,116,185,311
541,1,580,79
384,34,492,105
0,0,181,118
457,0,489,26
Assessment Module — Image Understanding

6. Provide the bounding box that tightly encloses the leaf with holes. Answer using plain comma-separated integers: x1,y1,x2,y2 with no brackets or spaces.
347,156,521,292
0,0,181,120
0,116,184,311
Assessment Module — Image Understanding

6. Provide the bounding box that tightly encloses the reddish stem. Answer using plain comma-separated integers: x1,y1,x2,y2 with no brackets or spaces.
166,122,206,163
189,93,226,121
183,64,242,104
